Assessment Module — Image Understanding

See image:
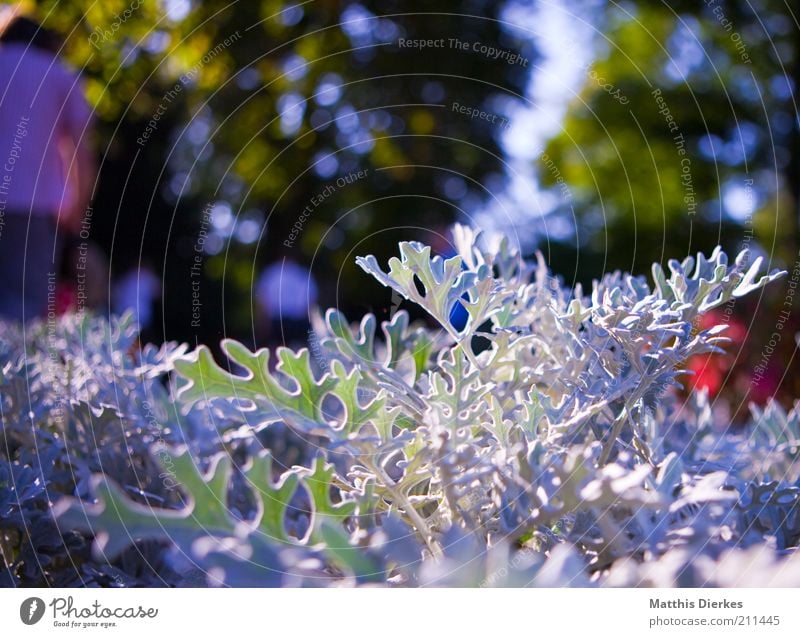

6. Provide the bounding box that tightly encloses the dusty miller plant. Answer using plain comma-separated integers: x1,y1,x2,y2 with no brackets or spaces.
4,225,800,587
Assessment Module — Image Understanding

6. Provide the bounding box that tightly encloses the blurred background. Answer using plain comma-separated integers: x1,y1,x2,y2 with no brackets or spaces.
3,0,799,412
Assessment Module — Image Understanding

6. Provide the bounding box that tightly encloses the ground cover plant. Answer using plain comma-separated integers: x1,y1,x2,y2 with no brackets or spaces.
2,225,799,587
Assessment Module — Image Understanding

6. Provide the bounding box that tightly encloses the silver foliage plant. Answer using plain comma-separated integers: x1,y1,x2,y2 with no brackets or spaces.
42,225,800,586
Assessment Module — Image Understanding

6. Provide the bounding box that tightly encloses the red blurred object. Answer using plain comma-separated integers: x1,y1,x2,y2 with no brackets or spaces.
55,281,76,315
684,309,785,406
685,310,746,397
688,356,724,395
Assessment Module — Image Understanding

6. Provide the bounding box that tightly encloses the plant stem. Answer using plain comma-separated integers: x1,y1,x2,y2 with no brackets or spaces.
598,383,648,466
442,323,482,372
369,460,442,558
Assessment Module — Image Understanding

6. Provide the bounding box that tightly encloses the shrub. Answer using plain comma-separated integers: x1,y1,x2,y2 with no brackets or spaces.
3,225,799,587
0,314,193,585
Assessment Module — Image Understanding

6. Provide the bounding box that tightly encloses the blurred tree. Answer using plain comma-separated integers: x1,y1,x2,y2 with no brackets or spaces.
30,0,537,346
539,0,796,277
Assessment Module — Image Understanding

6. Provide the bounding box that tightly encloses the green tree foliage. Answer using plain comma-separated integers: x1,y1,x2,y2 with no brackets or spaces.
539,0,797,278
35,0,536,343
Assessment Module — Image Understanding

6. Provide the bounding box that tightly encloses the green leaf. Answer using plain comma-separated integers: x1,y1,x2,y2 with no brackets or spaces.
175,340,336,434
329,360,386,435
318,522,384,582
246,453,301,544
54,453,238,559
300,457,357,544
356,242,473,333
